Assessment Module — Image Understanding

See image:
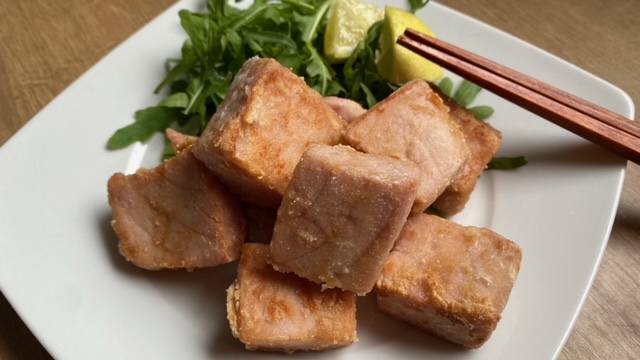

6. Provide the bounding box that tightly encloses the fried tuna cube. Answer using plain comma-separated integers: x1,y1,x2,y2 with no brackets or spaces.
192,57,347,208
375,213,522,348
107,148,246,270
227,243,357,353
344,80,470,213
269,144,421,295
431,86,502,215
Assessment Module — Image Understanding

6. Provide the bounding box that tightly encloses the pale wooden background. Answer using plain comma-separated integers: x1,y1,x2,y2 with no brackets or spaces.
1,0,638,359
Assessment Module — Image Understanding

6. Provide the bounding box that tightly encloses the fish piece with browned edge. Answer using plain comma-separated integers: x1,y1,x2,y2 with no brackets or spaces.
227,243,357,353
107,147,246,270
269,144,420,295
430,84,502,215
344,79,469,213
192,57,347,208
375,213,522,348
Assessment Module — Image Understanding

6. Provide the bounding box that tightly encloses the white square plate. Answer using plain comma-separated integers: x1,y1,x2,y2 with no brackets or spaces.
0,0,634,359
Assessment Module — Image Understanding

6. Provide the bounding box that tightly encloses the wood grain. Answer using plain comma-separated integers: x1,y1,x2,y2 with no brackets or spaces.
0,0,638,359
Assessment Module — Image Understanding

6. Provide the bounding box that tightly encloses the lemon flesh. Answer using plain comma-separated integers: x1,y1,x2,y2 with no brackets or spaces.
324,0,384,64
377,6,444,84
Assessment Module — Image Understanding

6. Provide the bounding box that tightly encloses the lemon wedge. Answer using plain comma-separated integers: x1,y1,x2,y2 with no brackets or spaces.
377,6,444,84
324,0,384,64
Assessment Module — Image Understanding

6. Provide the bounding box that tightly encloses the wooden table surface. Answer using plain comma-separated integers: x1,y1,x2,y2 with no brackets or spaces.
0,0,638,359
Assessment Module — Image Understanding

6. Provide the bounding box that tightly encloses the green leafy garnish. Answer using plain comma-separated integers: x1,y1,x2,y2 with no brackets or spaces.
453,79,483,108
108,0,344,150
409,0,430,13
487,156,528,170
158,92,190,108
107,0,526,171
436,77,454,97
468,105,494,120
438,77,493,120
107,107,188,150
108,0,434,150
342,21,395,108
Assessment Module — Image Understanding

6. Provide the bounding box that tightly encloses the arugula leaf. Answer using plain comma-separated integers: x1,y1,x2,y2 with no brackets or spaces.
154,41,198,94
453,79,483,108
107,107,187,150
108,0,517,168
341,20,394,107
468,105,494,120
487,156,528,170
178,11,210,58
409,0,430,13
438,76,493,120
293,0,344,95
158,92,189,108
109,0,428,149
437,77,454,97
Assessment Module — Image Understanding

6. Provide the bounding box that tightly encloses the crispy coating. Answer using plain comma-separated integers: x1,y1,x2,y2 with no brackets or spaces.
193,57,347,208
227,243,357,353
375,213,522,348
165,128,198,154
344,80,470,213
107,147,246,270
269,144,420,295
430,85,502,215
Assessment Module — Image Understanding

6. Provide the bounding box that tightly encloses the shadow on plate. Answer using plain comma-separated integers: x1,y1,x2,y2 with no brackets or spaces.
355,295,465,355
513,140,624,169
97,209,140,276
206,289,466,358
97,208,241,353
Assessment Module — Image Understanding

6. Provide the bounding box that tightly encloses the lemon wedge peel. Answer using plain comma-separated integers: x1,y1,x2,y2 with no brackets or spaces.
377,6,444,84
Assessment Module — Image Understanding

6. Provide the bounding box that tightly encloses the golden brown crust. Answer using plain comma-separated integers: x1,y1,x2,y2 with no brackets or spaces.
430,84,502,215
107,147,246,270
344,80,470,213
165,128,198,154
193,58,347,208
228,243,357,353
375,213,522,348
268,144,421,295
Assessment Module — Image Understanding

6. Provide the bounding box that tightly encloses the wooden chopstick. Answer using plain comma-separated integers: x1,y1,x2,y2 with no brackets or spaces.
398,28,640,165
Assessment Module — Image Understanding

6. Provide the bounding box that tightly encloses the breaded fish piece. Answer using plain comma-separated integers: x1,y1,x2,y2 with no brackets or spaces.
269,144,420,295
107,147,246,270
375,213,522,348
227,243,357,353
431,86,502,215
344,79,470,213
193,57,347,208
